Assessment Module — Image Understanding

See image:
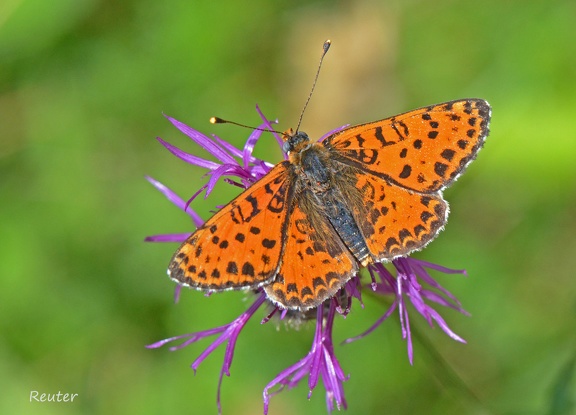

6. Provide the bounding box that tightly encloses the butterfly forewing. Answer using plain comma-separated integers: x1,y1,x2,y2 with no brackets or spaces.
324,99,491,193
169,162,291,291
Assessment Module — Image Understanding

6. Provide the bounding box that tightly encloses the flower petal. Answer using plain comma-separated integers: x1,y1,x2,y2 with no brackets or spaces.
165,115,237,164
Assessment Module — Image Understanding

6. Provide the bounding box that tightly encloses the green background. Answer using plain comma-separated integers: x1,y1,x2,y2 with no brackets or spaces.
1,0,575,414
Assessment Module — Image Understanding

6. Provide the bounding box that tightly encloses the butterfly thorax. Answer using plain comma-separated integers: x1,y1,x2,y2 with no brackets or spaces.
290,140,333,194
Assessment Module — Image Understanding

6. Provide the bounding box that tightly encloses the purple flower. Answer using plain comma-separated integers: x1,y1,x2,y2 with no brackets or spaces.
344,259,468,364
146,107,470,414
263,300,348,414
147,293,268,414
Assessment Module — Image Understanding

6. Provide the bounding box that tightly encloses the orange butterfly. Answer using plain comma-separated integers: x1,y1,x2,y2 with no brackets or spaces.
168,99,491,310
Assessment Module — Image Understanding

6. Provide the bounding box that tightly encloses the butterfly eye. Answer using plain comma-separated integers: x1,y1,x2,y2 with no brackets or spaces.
284,131,311,154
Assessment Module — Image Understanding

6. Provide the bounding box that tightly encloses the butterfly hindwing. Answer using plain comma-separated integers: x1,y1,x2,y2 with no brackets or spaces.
350,171,448,262
169,162,291,291
264,189,358,309
324,99,491,193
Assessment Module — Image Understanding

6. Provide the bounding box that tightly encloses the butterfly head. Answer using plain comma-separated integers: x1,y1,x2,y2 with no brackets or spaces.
282,128,311,155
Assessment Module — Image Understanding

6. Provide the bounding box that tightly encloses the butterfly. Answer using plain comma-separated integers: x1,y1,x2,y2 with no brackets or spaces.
168,99,491,310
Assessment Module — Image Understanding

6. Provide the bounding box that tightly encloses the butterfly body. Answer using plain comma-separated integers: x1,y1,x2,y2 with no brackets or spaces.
168,99,491,310
286,137,372,266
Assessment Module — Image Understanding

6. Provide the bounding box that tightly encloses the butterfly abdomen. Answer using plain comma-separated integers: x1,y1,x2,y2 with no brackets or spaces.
323,192,371,266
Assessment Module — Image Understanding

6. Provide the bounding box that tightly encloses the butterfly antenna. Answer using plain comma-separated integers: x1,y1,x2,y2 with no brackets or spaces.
210,117,283,135
295,39,331,133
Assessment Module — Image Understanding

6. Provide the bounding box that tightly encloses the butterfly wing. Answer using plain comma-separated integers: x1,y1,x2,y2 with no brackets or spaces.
169,162,292,291
350,170,448,262
324,99,491,193
264,188,358,310
323,99,489,262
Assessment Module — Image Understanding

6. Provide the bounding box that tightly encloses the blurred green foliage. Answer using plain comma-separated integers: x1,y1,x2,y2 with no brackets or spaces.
1,0,575,414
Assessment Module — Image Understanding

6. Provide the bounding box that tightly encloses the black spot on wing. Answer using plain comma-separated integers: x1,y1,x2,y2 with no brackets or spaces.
434,162,448,177
399,164,412,179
